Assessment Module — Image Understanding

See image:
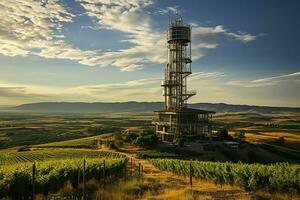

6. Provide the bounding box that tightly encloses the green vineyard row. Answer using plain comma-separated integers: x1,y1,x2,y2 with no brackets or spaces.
0,149,123,165
0,158,127,198
149,159,300,193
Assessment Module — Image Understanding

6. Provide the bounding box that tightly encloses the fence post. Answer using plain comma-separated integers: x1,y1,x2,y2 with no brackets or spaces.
141,165,144,182
32,163,36,200
189,160,192,189
130,158,133,177
77,169,81,199
78,170,81,187
83,159,86,200
103,160,106,188
124,162,127,181
138,163,141,178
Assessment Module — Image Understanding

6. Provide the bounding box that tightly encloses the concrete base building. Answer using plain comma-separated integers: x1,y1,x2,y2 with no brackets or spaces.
153,108,214,142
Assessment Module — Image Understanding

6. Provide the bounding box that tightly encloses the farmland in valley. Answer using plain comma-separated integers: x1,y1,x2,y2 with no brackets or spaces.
0,110,299,199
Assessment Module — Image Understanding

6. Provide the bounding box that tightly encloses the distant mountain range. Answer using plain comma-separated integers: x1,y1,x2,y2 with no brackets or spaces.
12,102,300,113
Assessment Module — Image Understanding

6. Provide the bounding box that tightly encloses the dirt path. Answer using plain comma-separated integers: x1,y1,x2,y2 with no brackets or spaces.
136,158,253,199
106,148,255,200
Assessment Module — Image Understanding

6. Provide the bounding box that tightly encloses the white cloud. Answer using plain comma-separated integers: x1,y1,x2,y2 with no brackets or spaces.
190,71,225,80
158,6,180,15
0,0,101,65
227,71,300,87
68,77,162,101
191,25,257,59
0,77,163,104
76,0,258,71
76,0,165,70
0,71,224,103
188,71,300,107
70,71,225,96
0,71,299,107
0,87,31,98
0,0,258,71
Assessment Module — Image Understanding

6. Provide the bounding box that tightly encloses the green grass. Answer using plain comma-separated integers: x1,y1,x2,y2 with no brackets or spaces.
233,128,300,134
35,133,112,148
219,146,239,161
133,148,203,159
0,148,123,165
259,143,300,160
0,112,148,149
133,150,178,158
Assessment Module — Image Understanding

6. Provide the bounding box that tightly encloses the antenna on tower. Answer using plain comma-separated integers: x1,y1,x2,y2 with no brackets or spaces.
175,10,182,22
168,10,172,24
168,9,183,24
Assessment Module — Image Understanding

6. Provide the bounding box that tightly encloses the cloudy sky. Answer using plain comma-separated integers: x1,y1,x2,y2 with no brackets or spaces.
0,0,299,107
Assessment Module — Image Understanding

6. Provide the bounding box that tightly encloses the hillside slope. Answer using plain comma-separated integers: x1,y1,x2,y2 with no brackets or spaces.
13,102,300,113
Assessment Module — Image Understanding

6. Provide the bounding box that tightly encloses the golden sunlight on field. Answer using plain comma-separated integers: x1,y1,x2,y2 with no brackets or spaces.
241,131,300,149
119,152,254,199
245,132,300,142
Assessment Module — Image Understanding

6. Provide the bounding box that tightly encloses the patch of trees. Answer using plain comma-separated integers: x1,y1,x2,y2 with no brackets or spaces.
233,131,246,142
213,121,254,130
259,143,300,161
115,128,158,148
215,128,246,143
247,150,258,162
268,136,285,146
17,146,31,152
87,125,121,134
216,128,231,140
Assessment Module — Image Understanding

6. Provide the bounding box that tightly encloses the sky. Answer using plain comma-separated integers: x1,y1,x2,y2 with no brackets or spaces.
0,0,299,107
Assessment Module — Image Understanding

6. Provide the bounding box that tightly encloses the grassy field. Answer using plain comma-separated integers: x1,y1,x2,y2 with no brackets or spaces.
215,112,300,159
214,111,300,125
0,148,123,165
1,110,299,148
1,110,300,162
35,133,113,148
0,111,149,149
0,110,299,199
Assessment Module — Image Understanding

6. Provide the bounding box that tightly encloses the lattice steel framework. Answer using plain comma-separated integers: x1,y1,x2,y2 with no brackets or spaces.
162,18,196,109
152,16,215,143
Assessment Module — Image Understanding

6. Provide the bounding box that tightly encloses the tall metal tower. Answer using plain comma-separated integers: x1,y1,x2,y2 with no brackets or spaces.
163,17,196,109
152,16,215,143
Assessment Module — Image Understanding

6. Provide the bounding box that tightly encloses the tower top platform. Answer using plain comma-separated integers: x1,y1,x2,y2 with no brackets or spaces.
167,19,191,43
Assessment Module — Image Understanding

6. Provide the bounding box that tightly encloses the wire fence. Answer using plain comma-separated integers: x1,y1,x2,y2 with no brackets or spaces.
30,157,145,200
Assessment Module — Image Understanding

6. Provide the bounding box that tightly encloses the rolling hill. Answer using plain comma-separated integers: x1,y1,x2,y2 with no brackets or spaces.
12,102,300,113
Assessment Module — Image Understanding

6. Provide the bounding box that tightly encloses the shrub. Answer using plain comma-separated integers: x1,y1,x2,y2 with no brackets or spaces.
174,137,184,147
114,134,124,147
217,129,231,140
233,131,246,142
17,146,31,152
134,134,158,148
87,125,120,134
271,136,285,146
122,130,139,143
121,128,157,148
247,150,258,162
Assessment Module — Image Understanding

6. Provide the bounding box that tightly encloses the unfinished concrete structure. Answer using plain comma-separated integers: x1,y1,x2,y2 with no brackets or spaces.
152,17,215,142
